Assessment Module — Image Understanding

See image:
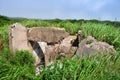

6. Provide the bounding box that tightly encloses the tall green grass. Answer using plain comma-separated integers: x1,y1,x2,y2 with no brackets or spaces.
0,24,9,48
37,52,119,80
0,49,119,80
0,49,36,80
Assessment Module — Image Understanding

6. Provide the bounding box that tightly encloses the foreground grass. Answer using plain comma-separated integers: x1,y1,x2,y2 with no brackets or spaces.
0,49,120,80
42,53,120,80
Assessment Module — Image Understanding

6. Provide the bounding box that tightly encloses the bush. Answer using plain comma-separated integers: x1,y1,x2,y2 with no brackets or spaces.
10,50,35,66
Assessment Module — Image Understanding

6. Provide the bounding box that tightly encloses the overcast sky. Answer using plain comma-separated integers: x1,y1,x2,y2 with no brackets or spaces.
0,0,120,21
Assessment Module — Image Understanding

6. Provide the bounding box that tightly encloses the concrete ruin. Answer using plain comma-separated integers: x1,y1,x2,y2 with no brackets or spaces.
8,23,77,67
8,23,116,75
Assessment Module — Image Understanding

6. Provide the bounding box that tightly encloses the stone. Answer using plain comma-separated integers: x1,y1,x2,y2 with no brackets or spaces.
27,27,69,43
8,23,30,53
38,42,47,53
89,42,116,53
8,23,45,67
78,30,83,40
76,36,115,58
45,44,60,65
72,30,83,47
35,65,44,76
60,36,77,58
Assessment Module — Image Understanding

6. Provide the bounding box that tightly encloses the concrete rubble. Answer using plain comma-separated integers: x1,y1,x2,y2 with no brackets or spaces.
76,36,116,58
8,23,78,66
8,23,116,75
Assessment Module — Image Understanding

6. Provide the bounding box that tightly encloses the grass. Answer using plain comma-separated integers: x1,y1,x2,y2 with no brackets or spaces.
0,15,120,80
0,50,119,80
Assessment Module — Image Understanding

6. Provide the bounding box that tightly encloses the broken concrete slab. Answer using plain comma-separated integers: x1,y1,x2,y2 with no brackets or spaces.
76,36,116,58
60,36,77,57
89,41,116,53
27,27,69,43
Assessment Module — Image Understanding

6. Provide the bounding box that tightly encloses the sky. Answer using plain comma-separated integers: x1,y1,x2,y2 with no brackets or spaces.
0,0,120,21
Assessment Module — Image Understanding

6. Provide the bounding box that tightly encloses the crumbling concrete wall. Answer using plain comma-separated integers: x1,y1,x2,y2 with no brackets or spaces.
8,23,30,53
8,23,74,66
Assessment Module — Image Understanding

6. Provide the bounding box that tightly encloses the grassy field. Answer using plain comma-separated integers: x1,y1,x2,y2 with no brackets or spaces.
0,15,120,80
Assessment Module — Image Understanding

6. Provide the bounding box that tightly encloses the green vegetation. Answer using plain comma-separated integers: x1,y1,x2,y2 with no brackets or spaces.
0,15,120,80
0,49,36,80
41,53,120,80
